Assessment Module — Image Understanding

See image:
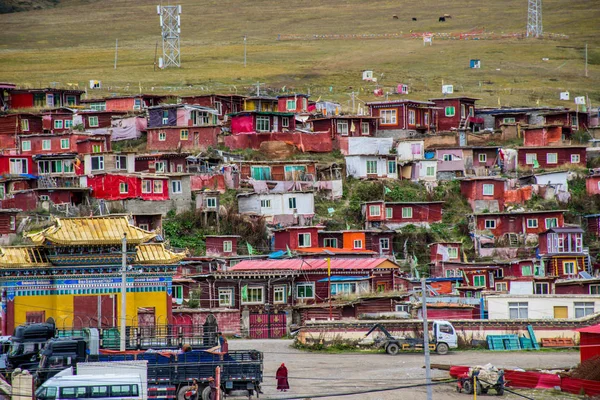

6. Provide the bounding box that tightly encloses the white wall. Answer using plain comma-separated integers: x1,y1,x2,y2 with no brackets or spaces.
415,160,437,181
238,192,315,216
345,155,396,179
487,295,600,320
534,171,569,190
396,140,424,161
347,137,393,155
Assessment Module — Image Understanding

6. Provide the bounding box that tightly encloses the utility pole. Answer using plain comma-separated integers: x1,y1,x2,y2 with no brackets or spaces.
114,39,118,69
585,43,588,77
120,233,127,351
421,278,433,400
327,257,332,320
244,35,247,68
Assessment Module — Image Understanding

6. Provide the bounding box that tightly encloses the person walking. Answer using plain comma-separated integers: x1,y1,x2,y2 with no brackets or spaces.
216,332,228,360
208,377,217,400
276,363,289,392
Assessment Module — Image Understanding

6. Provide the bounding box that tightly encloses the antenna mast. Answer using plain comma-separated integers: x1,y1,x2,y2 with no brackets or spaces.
526,0,543,38
157,4,182,68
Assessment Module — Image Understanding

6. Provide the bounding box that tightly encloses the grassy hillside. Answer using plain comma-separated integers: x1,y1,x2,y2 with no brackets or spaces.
0,0,599,108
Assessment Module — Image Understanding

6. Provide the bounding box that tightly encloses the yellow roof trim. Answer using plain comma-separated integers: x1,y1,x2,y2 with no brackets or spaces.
0,246,51,268
135,243,186,265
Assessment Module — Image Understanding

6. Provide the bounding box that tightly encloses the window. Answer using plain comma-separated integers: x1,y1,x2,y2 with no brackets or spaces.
575,302,595,318
169,180,183,194
408,109,416,125
482,184,494,196
380,238,390,250
361,122,370,135
445,106,455,117
386,207,393,219
260,199,271,208
503,117,516,124
369,205,381,217
546,153,558,164
65,95,76,106
162,110,169,125
21,141,31,151
54,120,63,129
571,154,581,163
563,261,576,275
527,218,538,228
155,161,166,173
218,288,234,306
223,241,233,252
331,282,358,295
426,166,435,176
296,283,314,299
298,233,311,248
180,129,189,140
64,120,72,129
521,265,533,276
443,154,454,162
115,156,127,170
534,282,549,294
9,158,28,174
286,99,296,110
282,117,290,128
42,140,51,150
274,286,287,304
256,116,270,132
525,153,537,165
153,180,163,194
138,223,150,231
318,238,336,249
60,387,86,398
92,144,102,153
177,165,184,172
478,153,487,163
402,207,413,219
88,116,99,127
473,275,486,287
288,197,297,210
142,180,151,193
485,219,496,229
495,282,508,292
91,156,104,171
508,302,528,319
119,182,128,194
132,98,142,110
60,138,70,149
387,160,397,175
545,218,558,229
447,247,458,259
590,285,600,295
366,160,378,174
337,120,349,135
424,113,430,126
191,111,214,126
206,197,217,208
353,239,363,249
21,119,29,131
395,304,410,313
158,131,166,141
90,102,106,111
242,286,265,304
9,216,16,231
214,101,223,115
380,109,397,125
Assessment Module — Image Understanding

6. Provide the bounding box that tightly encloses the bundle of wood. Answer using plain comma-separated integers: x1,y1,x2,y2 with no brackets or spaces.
570,357,600,381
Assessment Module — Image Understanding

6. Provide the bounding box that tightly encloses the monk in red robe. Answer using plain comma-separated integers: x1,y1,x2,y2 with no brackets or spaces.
276,363,289,392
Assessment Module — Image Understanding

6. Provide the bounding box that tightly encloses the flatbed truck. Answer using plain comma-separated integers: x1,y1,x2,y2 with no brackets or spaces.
365,320,458,355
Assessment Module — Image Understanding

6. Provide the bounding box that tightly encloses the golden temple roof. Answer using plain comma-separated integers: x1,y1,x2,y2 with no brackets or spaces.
0,246,51,268
135,243,186,265
28,216,156,246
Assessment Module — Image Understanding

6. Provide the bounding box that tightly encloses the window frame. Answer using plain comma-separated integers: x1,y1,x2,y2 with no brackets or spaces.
527,218,538,228
21,140,31,152
274,285,287,304
158,131,167,141
447,247,458,259
482,184,494,196
546,153,558,164
260,199,271,208
385,207,393,219
369,205,381,217
473,275,486,287
361,122,370,135
534,282,549,294
241,286,265,305
525,153,537,165
92,144,102,153
445,106,456,117
141,180,152,194
9,158,28,174
545,218,558,229
323,238,338,248
115,155,127,170
153,180,164,194
288,197,297,210
180,129,189,141
90,156,104,171
387,160,397,175
54,119,63,129
223,240,233,253
401,207,413,219
563,261,576,275
353,239,363,249
426,165,435,177
379,238,390,250
508,302,528,319
495,282,508,292
571,154,581,163
337,120,349,135
218,288,234,307
60,138,70,150
408,109,416,125
171,180,182,194
281,117,290,128
589,285,600,295
88,116,99,127
21,119,29,131
575,302,595,318
206,197,217,209
295,282,315,300
366,160,378,175
380,109,397,125
256,116,271,132
42,139,51,150
484,219,496,229
478,153,487,163
286,99,296,111
298,233,312,248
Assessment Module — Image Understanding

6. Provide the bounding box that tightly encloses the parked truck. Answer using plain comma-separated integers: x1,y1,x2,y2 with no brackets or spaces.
365,320,458,355
35,337,264,399
5,322,56,371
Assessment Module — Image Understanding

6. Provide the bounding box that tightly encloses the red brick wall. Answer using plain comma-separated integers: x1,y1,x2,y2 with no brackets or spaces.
106,98,135,111
587,177,600,196
147,127,219,151
523,126,563,147
274,227,320,250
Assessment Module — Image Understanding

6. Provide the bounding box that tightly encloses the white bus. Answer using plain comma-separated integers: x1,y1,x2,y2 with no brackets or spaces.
35,374,144,400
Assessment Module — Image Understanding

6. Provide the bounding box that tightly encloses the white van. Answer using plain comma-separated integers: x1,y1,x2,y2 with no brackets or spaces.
35,374,144,400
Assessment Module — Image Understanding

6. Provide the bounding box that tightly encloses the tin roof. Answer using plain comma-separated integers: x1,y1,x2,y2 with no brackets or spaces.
0,246,50,268
28,216,156,246
135,243,186,265
229,258,399,271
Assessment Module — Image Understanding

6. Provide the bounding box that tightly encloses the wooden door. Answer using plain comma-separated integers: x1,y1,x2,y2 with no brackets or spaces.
554,306,568,319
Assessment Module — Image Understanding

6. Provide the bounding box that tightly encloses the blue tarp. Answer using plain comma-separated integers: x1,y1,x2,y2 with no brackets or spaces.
424,151,436,160
268,250,286,259
317,276,370,282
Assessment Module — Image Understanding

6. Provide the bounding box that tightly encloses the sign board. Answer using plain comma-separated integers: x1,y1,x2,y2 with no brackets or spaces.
575,96,586,105
362,70,374,81
442,85,454,94
470,59,481,69
559,91,570,100
89,80,101,89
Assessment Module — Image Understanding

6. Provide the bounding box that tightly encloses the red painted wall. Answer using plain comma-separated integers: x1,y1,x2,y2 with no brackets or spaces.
205,237,238,256
586,176,600,196
430,98,476,131
475,212,564,237
365,202,443,224
87,174,169,200
274,227,320,251
518,147,586,168
426,307,474,320
10,93,34,109
190,175,227,192
460,179,506,211
0,212,18,234
579,332,600,362
523,126,563,147
146,127,219,151
105,98,135,111
224,131,333,153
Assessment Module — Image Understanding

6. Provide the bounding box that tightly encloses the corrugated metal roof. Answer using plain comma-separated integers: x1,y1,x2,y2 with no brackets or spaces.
135,243,186,265
0,246,50,268
28,216,156,246
229,258,398,271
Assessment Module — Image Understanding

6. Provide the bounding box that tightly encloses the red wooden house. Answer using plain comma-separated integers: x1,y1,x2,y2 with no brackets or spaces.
273,226,323,251
540,110,590,133
239,160,316,181
471,146,501,169
555,277,600,295
0,154,35,175
366,99,436,133
205,235,241,257
429,242,462,271
429,97,479,131
0,208,20,240
135,153,189,174
19,132,110,156
0,83,16,110
94,94,170,111
277,94,309,113
318,230,395,257
491,111,529,129
75,110,128,130
362,201,444,229
87,174,170,201
585,213,600,238
460,177,506,212
0,113,43,151
585,174,600,196
517,146,587,169
180,94,246,122
522,125,563,147
41,108,74,133
538,227,588,279
473,210,565,238
311,116,377,138
7,88,83,109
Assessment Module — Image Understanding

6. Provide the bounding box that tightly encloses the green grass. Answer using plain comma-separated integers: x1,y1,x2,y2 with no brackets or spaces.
0,0,599,108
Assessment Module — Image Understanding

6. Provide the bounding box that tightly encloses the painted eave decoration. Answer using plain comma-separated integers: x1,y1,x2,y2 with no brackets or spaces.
0,246,51,268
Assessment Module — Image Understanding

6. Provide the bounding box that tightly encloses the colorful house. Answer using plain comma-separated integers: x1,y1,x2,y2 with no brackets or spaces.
517,146,587,169
237,191,315,226
538,227,589,279
7,88,84,109
0,216,185,333
205,235,241,257
80,94,170,112
317,230,395,256
460,177,506,212
277,94,310,113
429,97,479,131
362,201,444,229
180,94,246,121
522,125,564,147
472,210,565,239
273,226,323,251
239,160,317,182
367,99,436,134
0,113,43,150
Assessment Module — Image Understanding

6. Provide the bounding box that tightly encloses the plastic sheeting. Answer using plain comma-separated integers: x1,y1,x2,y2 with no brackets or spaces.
111,116,146,141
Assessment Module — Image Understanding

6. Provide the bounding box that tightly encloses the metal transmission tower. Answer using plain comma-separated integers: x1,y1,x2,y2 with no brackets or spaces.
157,5,182,68
526,0,543,38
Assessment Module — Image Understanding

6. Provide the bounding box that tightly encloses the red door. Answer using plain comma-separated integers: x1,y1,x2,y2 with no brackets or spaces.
249,312,286,339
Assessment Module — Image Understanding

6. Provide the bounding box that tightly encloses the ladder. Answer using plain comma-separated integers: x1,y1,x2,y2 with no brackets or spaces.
507,233,519,247
458,118,468,131
583,247,592,273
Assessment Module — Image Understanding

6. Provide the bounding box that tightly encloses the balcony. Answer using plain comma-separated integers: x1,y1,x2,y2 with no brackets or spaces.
37,176,83,189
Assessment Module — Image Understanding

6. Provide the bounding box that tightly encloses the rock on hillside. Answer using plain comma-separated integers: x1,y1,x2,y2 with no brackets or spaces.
0,0,59,13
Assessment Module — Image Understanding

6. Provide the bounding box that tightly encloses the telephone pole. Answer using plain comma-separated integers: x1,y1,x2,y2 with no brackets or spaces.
244,35,247,68
120,233,127,351
421,278,433,400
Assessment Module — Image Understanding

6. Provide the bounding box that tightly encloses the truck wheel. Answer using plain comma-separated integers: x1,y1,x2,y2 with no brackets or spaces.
436,343,449,355
496,386,504,396
463,380,474,394
386,343,399,355
201,386,211,400
476,381,483,395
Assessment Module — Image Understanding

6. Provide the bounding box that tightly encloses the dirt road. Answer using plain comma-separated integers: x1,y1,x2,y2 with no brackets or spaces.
229,339,580,400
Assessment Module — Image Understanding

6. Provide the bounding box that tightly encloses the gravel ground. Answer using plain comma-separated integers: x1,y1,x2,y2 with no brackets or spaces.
229,339,581,400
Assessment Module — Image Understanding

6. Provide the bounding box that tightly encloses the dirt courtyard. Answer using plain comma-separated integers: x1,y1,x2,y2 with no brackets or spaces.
229,339,581,400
